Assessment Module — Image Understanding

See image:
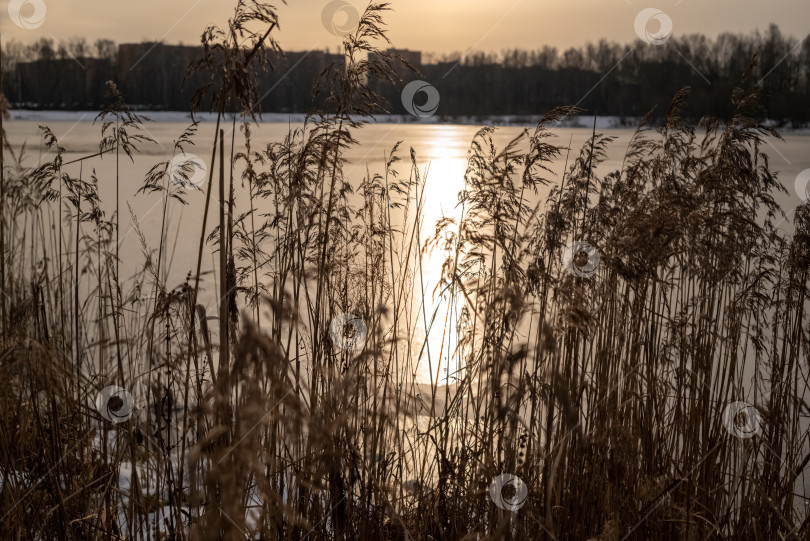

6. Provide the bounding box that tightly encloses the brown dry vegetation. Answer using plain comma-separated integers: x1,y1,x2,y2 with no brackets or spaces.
0,2,808,540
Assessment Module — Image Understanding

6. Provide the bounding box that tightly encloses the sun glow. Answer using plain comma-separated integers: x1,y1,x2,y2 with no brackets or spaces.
412,130,468,385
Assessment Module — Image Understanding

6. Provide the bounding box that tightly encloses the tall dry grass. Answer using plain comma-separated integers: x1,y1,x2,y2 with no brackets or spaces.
0,2,808,540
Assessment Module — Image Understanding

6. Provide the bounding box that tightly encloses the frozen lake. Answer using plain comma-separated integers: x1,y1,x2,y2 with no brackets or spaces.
5,114,809,381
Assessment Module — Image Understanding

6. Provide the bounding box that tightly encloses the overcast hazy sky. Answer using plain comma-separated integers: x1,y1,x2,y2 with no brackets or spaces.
1,0,808,54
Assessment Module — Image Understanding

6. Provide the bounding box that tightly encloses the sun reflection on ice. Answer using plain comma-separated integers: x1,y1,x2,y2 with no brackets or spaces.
411,129,468,385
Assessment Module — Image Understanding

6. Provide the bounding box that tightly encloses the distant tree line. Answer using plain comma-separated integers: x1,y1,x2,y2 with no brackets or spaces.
396,24,810,125
2,25,809,124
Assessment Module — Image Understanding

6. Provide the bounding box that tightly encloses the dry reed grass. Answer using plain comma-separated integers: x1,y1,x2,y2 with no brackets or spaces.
0,3,808,540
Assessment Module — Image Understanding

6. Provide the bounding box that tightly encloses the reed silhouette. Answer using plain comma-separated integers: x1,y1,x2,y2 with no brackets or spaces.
0,2,807,540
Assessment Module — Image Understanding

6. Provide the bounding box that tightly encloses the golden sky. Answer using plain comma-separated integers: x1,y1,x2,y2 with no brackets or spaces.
1,0,808,54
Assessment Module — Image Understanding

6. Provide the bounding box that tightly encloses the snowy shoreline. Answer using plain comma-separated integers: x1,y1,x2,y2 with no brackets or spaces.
9,109,810,134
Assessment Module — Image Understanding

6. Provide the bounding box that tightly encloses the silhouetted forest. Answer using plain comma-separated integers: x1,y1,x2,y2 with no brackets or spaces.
2,24,809,124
